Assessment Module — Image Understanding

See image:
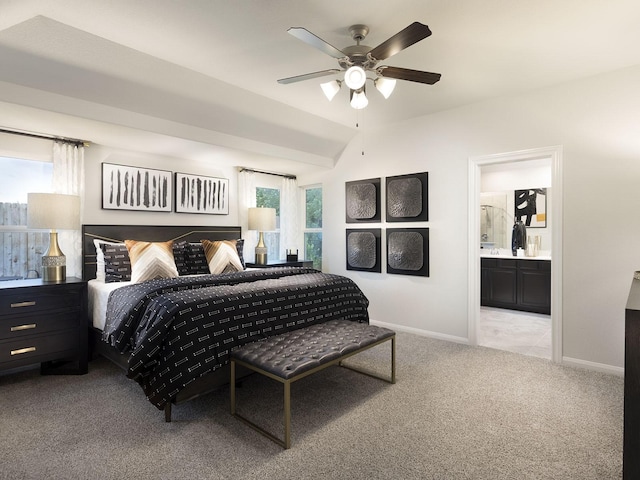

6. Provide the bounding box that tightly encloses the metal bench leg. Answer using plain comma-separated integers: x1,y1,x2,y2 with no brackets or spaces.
230,360,236,415
284,380,291,449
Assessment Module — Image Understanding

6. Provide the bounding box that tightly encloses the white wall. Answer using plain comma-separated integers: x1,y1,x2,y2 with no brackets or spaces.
300,63,640,371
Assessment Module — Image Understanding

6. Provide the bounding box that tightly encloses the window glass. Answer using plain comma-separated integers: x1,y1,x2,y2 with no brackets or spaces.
304,187,322,270
0,156,53,279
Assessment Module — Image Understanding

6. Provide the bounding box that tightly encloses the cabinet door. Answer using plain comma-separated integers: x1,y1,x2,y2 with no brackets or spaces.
517,263,551,314
488,268,518,307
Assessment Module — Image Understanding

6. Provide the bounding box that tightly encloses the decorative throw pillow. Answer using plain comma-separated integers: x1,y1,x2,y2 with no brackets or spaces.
201,239,244,274
172,240,190,276
186,243,211,275
125,240,179,283
99,242,132,283
235,238,246,270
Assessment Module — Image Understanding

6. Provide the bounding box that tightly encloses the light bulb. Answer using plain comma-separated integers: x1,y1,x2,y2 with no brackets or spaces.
344,66,366,90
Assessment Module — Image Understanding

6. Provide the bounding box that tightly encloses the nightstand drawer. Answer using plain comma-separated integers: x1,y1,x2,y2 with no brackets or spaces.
0,288,80,316
0,311,79,341
0,330,78,367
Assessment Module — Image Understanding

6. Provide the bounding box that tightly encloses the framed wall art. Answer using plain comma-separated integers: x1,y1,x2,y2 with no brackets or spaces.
385,172,428,222
346,228,381,273
175,173,229,215
345,178,381,223
102,163,172,212
514,188,546,228
386,228,429,277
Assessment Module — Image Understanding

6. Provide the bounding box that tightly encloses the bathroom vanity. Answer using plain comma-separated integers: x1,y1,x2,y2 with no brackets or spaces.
481,255,551,314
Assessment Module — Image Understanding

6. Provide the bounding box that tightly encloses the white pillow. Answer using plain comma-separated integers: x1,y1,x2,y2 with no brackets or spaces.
125,240,179,283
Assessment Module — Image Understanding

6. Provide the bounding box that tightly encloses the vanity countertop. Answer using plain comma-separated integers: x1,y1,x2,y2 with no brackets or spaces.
480,252,552,261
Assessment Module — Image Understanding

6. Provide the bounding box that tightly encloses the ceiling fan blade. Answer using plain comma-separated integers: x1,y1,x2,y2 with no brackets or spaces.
287,27,346,59
379,66,441,85
277,69,342,84
368,22,432,61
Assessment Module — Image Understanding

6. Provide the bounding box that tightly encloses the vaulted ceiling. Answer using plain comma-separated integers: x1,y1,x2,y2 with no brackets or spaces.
1,0,639,174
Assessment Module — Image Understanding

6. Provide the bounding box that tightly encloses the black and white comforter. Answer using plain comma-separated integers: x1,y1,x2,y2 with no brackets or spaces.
102,268,370,409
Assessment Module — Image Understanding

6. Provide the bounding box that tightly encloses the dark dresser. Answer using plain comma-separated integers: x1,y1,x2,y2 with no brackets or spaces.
0,277,87,375
625,275,640,478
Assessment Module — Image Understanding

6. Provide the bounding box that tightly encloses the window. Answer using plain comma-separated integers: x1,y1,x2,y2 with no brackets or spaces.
256,186,281,261
304,186,322,270
0,156,53,279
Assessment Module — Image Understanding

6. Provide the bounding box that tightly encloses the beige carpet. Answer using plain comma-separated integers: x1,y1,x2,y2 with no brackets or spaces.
0,331,623,479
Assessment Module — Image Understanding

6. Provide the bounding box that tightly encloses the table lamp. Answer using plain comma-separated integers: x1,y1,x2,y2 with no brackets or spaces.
27,193,81,282
248,207,276,265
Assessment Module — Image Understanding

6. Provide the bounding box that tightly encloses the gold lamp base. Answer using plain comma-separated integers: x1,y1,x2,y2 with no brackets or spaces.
255,231,268,265
41,231,67,282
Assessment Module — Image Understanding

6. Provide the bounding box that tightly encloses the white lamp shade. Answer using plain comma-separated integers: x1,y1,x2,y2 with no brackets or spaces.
27,193,81,230
375,77,396,99
320,80,341,101
350,88,368,109
344,66,366,90
248,207,276,231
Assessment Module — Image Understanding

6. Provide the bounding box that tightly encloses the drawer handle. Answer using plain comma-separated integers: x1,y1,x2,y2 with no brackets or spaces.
10,323,37,332
10,301,36,308
11,346,36,356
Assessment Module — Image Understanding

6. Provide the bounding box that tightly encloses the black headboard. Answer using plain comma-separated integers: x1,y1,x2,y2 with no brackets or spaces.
82,224,242,281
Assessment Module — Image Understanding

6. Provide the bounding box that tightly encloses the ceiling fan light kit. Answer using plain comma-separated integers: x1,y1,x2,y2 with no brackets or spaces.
279,22,441,110
321,79,342,101
350,87,368,110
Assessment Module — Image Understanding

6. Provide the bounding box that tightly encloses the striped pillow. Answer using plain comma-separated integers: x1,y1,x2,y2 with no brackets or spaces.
125,240,179,283
201,239,244,274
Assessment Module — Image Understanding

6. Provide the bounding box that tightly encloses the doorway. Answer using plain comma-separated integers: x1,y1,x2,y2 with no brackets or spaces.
468,146,563,363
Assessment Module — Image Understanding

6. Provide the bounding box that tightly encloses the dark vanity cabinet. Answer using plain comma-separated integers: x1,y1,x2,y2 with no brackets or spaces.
481,258,551,314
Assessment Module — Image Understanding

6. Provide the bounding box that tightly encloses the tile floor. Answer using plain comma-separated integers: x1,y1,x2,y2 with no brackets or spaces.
478,306,552,360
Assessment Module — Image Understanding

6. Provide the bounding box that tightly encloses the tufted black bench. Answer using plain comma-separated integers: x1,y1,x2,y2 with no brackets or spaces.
230,319,396,448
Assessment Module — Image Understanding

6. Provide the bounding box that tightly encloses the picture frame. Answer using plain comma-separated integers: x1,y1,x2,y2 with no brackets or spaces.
346,228,381,273
514,188,547,228
386,228,429,277
102,163,172,212
385,172,428,222
175,173,229,215
345,178,381,223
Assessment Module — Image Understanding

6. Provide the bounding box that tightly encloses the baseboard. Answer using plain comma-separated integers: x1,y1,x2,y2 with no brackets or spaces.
562,356,624,377
369,320,469,345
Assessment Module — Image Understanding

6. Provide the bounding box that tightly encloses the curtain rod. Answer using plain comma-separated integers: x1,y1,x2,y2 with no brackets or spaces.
239,167,296,180
0,127,89,147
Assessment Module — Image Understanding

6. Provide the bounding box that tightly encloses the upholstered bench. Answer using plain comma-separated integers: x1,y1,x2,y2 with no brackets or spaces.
230,319,396,448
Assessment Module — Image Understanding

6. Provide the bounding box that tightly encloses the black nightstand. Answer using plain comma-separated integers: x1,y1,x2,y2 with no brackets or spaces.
246,260,314,268
0,277,88,375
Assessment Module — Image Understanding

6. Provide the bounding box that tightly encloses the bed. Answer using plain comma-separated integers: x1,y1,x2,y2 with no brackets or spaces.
82,224,370,421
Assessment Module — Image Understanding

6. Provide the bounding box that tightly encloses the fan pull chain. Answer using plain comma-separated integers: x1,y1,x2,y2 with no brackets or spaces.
355,108,365,155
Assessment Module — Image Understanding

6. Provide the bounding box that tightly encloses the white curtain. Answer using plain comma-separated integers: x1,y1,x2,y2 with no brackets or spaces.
279,177,300,260
238,169,258,262
52,141,84,279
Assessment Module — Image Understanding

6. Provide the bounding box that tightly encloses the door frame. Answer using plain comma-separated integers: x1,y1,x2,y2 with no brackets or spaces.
468,146,563,362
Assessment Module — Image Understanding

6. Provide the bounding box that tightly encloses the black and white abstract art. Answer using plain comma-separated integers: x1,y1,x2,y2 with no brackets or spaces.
345,178,381,223
386,228,429,276
514,188,546,228
175,173,229,215
102,163,172,212
385,172,428,222
346,229,381,273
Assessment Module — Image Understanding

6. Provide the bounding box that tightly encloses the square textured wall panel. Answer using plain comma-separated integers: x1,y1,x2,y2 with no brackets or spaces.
346,178,381,223
386,172,428,222
346,229,381,273
386,228,429,276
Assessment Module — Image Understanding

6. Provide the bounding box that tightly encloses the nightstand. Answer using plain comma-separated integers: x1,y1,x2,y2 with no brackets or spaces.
246,260,314,268
0,277,88,375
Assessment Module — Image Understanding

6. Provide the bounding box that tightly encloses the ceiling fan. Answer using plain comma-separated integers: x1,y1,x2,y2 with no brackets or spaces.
277,22,441,109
